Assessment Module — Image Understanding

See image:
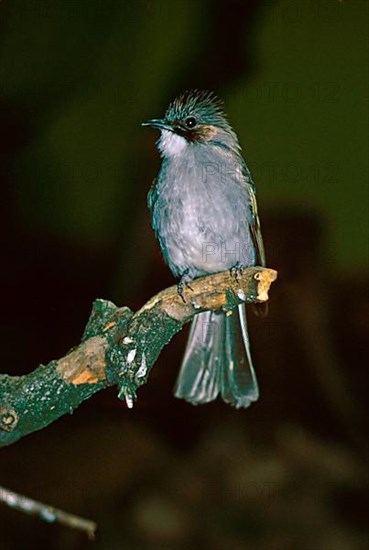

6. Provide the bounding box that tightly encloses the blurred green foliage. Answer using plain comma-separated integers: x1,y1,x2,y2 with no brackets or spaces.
228,0,368,272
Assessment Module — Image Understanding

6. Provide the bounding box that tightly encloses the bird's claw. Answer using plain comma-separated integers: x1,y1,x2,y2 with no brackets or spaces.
177,270,194,303
230,262,244,283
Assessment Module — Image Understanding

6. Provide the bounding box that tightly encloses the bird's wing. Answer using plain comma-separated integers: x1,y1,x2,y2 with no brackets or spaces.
239,158,265,266
246,174,268,317
249,186,266,267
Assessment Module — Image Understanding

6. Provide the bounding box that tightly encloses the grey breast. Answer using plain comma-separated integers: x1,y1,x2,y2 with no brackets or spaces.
151,144,256,278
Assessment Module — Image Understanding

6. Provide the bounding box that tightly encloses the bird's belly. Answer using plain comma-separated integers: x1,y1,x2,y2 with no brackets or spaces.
153,194,255,278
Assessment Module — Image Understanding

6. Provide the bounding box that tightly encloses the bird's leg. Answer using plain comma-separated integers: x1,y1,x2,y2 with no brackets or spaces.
230,261,244,283
177,269,194,303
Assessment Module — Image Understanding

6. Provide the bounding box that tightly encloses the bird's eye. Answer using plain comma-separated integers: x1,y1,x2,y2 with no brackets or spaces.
185,117,197,129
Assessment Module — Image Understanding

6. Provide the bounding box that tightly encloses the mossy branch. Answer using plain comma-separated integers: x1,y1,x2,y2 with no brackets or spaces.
0,267,277,447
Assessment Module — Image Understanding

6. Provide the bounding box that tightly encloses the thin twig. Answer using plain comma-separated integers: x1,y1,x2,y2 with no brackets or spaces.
0,267,277,533
0,485,97,539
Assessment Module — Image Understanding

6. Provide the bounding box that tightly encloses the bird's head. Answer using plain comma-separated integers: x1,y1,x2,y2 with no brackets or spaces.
142,90,240,158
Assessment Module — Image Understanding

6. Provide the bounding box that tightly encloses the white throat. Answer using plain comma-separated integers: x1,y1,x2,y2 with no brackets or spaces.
158,129,188,158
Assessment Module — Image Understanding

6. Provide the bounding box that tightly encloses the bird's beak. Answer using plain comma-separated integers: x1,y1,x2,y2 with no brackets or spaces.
141,118,172,131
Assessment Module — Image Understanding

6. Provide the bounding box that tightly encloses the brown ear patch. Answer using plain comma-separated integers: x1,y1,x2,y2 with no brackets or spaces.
176,125,218,143
189,125,218,142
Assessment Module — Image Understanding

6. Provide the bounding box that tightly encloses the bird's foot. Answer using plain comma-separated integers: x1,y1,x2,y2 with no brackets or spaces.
177,269,194,303
230,261,244,283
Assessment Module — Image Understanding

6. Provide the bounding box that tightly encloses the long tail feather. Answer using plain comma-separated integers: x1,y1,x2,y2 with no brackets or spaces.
174,305,259,408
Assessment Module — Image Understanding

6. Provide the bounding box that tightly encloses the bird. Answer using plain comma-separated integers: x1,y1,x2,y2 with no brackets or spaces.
142,90,266,408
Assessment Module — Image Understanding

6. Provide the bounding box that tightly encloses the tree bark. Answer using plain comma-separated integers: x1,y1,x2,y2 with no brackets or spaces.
0,267,277,447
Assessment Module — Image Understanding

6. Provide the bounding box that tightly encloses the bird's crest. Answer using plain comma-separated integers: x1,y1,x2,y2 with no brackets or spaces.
166,90,225,121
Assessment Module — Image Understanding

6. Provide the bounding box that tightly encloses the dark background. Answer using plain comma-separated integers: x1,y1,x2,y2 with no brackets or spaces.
0,1,368,548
